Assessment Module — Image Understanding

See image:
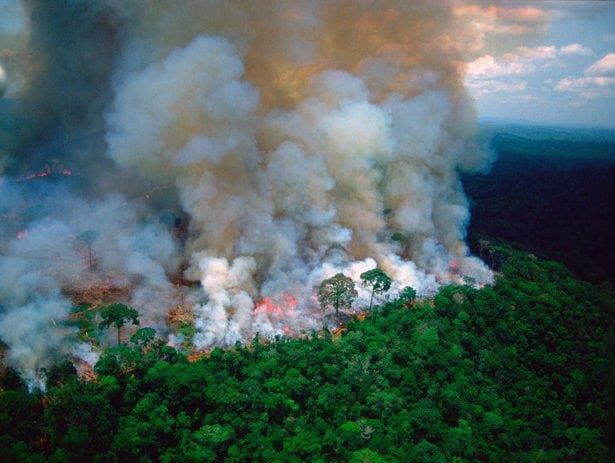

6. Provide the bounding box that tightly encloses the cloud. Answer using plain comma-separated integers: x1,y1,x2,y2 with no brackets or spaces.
559,43,593,56
585,53,615,76
467,44,603,102
467,45,558,79
466,78,527,95
467,54,527,78
555,76,615,98
467,44,596,82
515,45,558,60
555,53,615,98
465,44,562,98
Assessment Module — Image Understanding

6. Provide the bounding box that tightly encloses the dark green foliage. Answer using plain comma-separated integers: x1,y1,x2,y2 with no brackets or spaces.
399,286,416,306
360,268,392,310
98,303,140,344
130,328,157,349
1,251,613,462
67,304,98,343
46,361,77,388
318,273,358,319
464,130,615,284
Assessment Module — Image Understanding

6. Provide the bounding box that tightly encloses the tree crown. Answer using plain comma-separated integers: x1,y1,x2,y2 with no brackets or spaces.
99,303,140,330
318,273,358,312
360,268,392,294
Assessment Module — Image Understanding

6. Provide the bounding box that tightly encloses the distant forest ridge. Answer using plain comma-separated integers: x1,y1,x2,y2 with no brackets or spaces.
466,122,615,284
479,119,615,142
479,121,615,164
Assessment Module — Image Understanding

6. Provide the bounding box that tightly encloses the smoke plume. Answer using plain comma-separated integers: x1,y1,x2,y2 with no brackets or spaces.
0,0,538,387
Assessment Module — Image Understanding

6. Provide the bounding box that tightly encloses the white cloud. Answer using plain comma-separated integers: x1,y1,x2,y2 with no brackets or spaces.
466,45,561,101
467,54,528,78
514,45,558,60
467,44,596,83
555,76,615,98
585,53,615,76
468,45,614,105
466,79,527,94
556,76,615,91
559,43,593,56
555,53,615,99
466,45,558,80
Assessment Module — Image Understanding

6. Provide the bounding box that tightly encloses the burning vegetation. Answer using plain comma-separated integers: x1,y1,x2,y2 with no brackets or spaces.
0,0,535,387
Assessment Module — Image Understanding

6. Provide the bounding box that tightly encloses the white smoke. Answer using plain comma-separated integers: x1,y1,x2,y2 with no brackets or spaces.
104,3,494,351
0,181,181,387
0,1,527,382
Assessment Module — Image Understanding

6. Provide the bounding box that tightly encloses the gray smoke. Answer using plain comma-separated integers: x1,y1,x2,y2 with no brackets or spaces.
0,0,539,387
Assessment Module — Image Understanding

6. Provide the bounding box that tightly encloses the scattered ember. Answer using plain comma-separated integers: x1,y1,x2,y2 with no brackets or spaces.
75,360,97,382
16,230,28,240
25,166,52,180
167,303,194,327
187,350,210,362
23,165,74,181
332,323,346,337
253,293,298,317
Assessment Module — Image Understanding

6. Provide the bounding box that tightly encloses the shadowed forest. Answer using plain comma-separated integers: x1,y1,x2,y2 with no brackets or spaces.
465,123,615,285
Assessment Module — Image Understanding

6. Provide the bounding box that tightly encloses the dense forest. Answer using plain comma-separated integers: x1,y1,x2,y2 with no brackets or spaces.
1,124,613,462
464,123,615,285
1,247,613,462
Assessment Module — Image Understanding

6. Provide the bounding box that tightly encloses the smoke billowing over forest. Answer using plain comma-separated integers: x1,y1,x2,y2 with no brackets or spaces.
0,1,553,386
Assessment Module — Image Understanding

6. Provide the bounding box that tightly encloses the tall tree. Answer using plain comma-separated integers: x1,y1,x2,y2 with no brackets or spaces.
399,286,417,307
360,268,392,310
318,273,358,320
99,303,139,344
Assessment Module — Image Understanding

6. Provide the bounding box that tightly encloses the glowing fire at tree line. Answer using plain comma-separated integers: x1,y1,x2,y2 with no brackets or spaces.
93,266,417,352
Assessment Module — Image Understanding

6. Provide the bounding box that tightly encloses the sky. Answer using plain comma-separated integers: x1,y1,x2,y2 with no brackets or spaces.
464,1,615,128
0,1,614,128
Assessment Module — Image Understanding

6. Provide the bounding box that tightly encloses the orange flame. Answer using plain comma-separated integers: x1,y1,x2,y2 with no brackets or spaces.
188,350,211,362
75,360,97,382
253,293,298,317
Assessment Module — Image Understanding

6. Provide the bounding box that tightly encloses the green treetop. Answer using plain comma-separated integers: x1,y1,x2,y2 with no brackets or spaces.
399,286,417,306
318,273,358,320
99,303,140,344
360,268,392,310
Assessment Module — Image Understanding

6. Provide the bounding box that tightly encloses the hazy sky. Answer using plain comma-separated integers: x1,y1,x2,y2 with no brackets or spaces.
1,1,613,128
465,1,615,128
